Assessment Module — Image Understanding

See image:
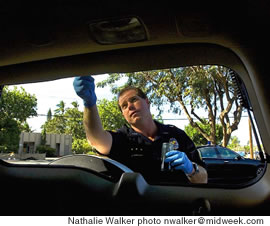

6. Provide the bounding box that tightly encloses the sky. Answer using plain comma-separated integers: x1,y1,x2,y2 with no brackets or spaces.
11,74,252,146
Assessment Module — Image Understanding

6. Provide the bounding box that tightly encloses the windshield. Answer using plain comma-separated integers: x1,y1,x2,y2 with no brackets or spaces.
0,65,265,186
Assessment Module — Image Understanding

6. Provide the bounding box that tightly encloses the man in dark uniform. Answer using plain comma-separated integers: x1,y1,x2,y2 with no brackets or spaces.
73,76,207,183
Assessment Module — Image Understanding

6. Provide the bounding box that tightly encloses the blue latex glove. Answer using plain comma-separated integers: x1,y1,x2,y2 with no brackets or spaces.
165,150,193,174
73,76,97,107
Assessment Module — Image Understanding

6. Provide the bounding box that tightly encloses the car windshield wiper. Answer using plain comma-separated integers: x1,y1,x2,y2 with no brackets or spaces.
230,70,267,162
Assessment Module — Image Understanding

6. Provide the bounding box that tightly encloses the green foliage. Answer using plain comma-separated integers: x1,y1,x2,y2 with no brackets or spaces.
227,136,241,151
0,86,37,122
42,101,85,139
42,116,66,135
0,118,21,151
97,66,243,146
18,122,33,132
54,100,65,115
243,141,253,153
65,103,85,139
97,97,126,131
41,128,47,145
42,101,87,154
0,144,19,153
72,138,95,154
184,121,223,146
36,145,56,157
0,86,37,153
41,99,126,154
47,108,52,121
0,146,6,152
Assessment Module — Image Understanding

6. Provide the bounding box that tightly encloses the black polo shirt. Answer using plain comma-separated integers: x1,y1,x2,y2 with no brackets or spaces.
107,121,203,176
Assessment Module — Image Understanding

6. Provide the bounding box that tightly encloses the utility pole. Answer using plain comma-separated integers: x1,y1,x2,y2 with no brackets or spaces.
249,117,254,159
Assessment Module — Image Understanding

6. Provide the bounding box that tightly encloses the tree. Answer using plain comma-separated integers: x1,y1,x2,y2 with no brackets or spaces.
41,127,47,146
0,86,37,152
0,86,37,122
184,121,223,146
0,118,21,152
97,97,126,131
41,99,128,154
42,115,66,134
18,122,34,133
227,136,241,151
97,66,243,146
54,100,65,115
42,101,85,154
65,102,85,139
52,101,67,134
47,108,52,121
43,101,67,134
42,101,85,139
72,138,94,154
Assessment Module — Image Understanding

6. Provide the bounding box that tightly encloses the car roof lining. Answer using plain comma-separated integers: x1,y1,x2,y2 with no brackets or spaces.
0,43,248,85
1,0,268,68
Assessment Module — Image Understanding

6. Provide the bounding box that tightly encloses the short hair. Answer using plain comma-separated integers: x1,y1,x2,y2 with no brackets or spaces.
117,86,147,111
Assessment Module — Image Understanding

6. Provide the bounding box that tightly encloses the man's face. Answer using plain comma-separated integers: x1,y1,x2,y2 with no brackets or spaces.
118,89,150,125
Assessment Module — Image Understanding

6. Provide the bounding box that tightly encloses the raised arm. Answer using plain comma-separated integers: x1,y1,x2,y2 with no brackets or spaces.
73,76,112,155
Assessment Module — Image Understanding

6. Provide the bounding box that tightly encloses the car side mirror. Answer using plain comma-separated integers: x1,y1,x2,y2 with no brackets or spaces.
236,155,242,160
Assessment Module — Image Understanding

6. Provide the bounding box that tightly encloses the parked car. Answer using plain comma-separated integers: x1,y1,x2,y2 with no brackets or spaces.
197,145,265,184
0,0,270,216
